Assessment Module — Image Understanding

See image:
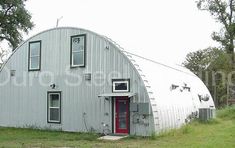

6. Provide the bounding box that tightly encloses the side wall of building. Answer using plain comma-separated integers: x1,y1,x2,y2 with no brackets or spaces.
130,55,215,133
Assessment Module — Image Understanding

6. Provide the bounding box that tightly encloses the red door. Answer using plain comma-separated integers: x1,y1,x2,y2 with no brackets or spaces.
115,97,129,134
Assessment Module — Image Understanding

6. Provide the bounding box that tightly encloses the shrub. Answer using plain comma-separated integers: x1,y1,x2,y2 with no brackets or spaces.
217,106,235,120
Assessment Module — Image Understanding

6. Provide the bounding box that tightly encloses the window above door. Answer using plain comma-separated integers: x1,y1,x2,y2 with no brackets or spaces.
112,79,130,92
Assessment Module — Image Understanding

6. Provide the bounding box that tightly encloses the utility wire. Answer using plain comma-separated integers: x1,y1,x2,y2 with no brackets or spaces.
122,50,196,77
103,35,196,77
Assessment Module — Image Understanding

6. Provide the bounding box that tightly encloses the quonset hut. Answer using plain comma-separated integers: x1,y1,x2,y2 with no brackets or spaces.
0,27,215,136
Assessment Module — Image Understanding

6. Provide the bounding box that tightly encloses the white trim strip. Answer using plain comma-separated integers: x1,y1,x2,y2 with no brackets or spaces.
98,92,136,98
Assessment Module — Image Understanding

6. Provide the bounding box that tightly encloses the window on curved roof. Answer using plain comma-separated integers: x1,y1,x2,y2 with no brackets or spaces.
70,34,86,67
28,41,41,71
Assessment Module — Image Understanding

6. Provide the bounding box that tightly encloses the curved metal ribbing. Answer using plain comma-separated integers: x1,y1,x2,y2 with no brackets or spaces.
103,36,161,132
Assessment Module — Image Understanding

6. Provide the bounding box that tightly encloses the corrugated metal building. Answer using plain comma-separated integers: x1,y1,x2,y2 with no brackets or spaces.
0,27,215,136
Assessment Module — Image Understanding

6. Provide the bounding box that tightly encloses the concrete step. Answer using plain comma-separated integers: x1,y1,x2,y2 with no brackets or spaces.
98,135,128,141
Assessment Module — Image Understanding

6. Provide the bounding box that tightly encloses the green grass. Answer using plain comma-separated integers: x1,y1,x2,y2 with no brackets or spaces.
217,105,235,119
0,107,235,148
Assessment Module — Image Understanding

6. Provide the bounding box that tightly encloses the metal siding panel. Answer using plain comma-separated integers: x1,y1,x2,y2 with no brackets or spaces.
0,27,151,136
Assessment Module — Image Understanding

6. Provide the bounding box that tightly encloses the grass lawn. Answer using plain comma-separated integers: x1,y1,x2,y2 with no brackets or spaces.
0,107,235,148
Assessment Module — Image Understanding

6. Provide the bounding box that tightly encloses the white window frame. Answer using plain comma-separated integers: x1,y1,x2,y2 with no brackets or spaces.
28,41,41,71
48,92,61,123
70,34,86,67
112,80,129,92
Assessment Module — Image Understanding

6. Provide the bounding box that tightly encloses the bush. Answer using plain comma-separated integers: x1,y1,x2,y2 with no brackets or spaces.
217,106,235,120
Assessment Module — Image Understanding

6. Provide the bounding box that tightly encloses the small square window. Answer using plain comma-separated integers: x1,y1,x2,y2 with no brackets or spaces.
112,79,130,92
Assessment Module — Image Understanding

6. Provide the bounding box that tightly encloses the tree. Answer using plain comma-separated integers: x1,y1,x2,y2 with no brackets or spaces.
183,47,218,75
0,47,9,68
197,0,235,63
183,47,232,74
183,47,233,107
0,0,34,50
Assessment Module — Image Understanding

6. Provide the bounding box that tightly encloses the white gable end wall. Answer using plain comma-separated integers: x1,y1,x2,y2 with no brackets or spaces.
0,27,154,136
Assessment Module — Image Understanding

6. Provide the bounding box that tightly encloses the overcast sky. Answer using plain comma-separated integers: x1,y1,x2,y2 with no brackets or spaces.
24,0,220,65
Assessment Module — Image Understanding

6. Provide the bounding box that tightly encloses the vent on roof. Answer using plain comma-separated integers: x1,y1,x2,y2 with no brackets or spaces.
198,94,210,102
183,86,191,92
170,84,179,91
